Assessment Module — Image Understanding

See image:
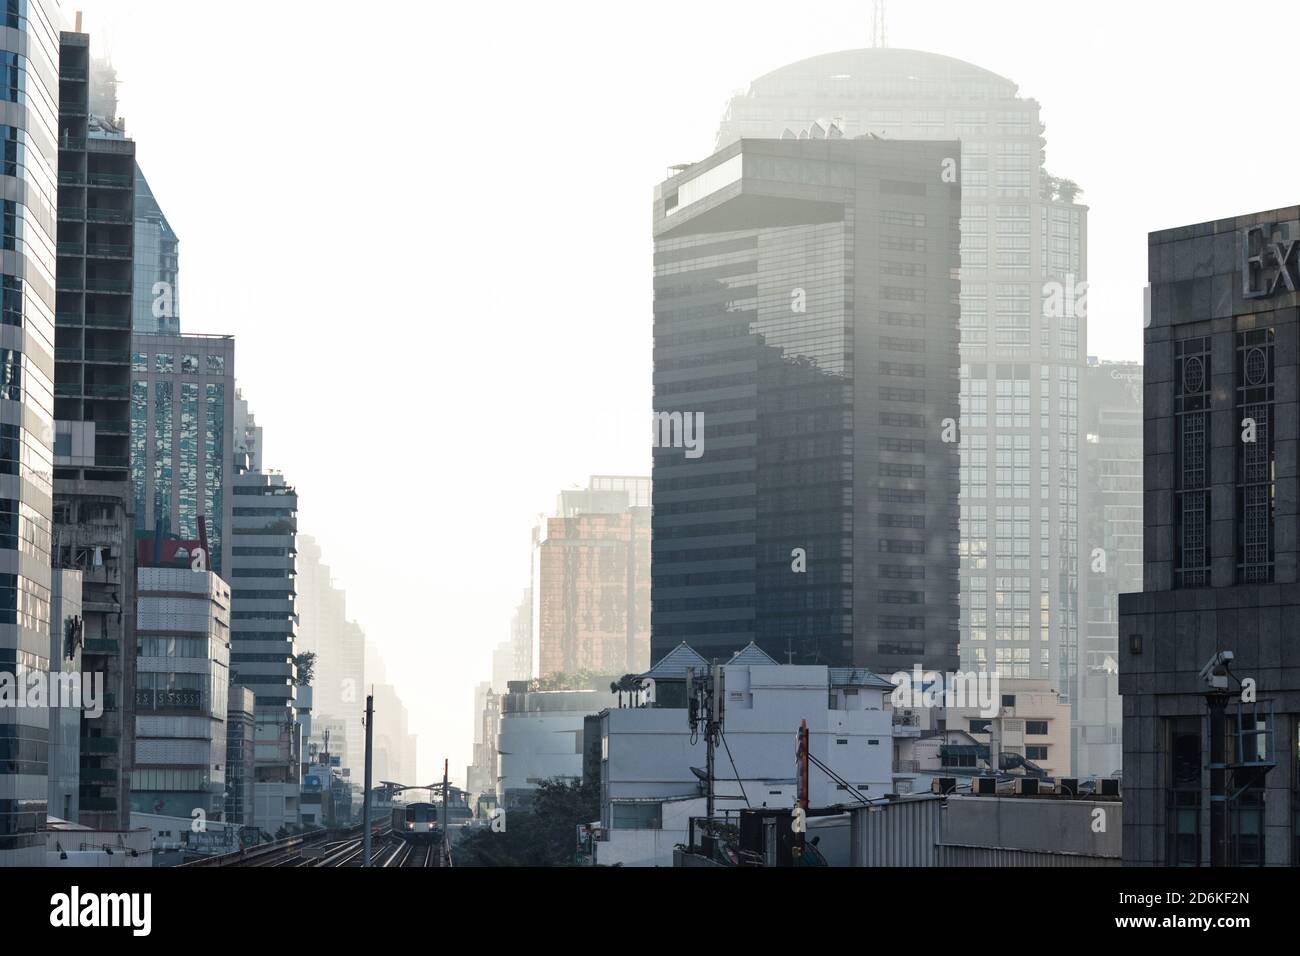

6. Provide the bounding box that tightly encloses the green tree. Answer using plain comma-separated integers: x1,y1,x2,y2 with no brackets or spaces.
455,777,598,867
293,651,316,686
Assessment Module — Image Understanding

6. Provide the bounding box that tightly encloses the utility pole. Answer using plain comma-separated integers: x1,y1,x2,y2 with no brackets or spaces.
362,691,374,867
686,666,724,823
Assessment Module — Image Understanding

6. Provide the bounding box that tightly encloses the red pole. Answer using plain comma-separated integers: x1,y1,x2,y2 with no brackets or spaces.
798,719,809,812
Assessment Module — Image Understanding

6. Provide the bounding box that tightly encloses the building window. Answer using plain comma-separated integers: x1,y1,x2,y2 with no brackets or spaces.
1174,338,1211,587
1025,720,1048,735
1025,745,1048,761
611,802,661,830
1236,329,1274,583
1166,717,1201,865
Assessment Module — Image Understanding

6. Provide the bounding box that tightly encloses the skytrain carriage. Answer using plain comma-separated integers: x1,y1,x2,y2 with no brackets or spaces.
391,803,442,844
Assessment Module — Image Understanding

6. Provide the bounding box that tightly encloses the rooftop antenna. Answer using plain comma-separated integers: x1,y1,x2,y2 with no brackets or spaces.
871,0,887,48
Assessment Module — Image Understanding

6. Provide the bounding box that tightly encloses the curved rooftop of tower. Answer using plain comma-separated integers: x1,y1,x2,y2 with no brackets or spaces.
717,47,1037,150
744,47,1021,99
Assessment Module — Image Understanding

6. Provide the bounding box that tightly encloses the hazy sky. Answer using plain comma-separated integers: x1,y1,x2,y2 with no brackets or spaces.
67,0,1300,782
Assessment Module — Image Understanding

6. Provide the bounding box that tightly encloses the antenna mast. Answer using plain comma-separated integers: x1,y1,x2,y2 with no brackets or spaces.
871,0,888,48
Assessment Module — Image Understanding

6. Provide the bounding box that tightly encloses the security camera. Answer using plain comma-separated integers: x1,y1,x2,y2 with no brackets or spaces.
1199,651,1234,690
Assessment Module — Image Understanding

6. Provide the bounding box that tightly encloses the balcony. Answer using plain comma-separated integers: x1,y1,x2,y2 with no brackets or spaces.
83,313,131,329
84,383,129,398
80,737,117,754
85,277,131,293
57,241,84,256
57,205,86,220
86,243,131,259
83,638,119,655
85,349,131,364
88,172,131,188
85,208,132,224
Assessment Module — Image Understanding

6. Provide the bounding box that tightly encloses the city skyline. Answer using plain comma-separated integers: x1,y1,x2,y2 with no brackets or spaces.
53,0,1300,787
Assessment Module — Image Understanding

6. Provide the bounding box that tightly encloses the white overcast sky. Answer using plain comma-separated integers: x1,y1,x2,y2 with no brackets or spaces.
66,0,1300,782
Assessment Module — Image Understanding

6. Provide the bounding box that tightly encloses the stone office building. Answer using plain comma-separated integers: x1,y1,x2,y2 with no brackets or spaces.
1120,205,1300,866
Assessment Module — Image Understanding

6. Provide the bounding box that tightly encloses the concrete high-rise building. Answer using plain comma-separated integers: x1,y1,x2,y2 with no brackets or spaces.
1120,207,1300,867
510,587,532,681
714,48,1086,695
54,27,139,836
47,570,84,825
1077,359,1141,777
129,332,234,575
229,468,301,833
531,476,650,679
295,533,367,778
224,686,256,829
233,388,262,472
650,135,961,671
0,3,57,830
130,567,231,825
132,165,180,335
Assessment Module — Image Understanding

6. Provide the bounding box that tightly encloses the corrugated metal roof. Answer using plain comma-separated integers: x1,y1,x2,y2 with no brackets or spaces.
641,642,709,679
828,667,895,690
727,642,778,666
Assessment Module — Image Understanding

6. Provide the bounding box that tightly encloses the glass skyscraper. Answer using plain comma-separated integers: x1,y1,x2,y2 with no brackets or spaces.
130,332,234,575
0,0,60,866
132,164,179,335
651,135,961,672
714,48,1087,698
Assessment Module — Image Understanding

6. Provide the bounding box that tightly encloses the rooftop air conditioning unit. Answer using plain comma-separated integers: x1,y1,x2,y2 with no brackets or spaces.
1059,777,1079,797
931,777,957,796
1096,778,1120,797
971,776,997,795
1014,778,1039,796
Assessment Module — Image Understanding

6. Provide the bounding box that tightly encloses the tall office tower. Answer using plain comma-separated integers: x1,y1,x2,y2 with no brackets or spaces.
129,333,234,576
365,645,417,785
47,571,84,824
715,49,1087,693
233,388,262,471
510,587,532,680
338,619,366,778
531,476,650,678
295,532,366,777
54,29,139,834
229,467,301,832
1121,208,1300,867
1076,358,1141,777
224,686,256,828
650,136,961,670
0,3,58,864
132,567,231,824
132,165,180,334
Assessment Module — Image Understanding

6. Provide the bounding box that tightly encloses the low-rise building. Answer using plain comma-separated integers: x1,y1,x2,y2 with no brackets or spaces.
594,643,895,867
496,682,619,808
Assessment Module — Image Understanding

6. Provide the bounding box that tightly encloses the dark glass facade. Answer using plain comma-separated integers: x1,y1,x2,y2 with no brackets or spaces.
0,0,59,866
651,138,960,671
